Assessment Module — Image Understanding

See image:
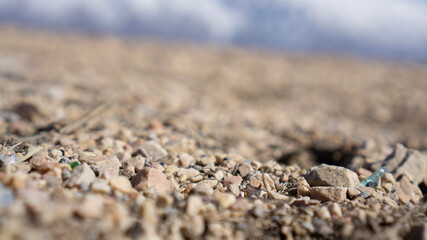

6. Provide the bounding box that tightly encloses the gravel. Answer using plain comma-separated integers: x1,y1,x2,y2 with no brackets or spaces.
0,27,426,240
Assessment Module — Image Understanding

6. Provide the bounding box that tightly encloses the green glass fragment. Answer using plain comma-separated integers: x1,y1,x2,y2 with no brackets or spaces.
360,166,387,187
69,161,79,169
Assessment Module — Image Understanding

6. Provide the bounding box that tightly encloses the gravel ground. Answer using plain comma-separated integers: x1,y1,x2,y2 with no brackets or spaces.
0,27,426,240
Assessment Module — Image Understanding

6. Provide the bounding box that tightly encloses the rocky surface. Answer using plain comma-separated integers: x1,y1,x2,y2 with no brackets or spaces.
0,27,426,240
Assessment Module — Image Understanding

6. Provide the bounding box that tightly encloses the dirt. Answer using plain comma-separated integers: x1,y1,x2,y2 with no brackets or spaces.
0,27,426,240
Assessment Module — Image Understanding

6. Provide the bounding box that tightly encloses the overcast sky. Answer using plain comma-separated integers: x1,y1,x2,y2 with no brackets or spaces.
1,0,426,61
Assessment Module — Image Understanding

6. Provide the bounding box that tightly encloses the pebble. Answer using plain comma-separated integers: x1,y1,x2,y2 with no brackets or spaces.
227,184,240,196
310,186,347,202
213,170,225,181
305,164,359,188
316,206,331,220
329,202,342,217
140,200,158,226
186,195,204,216
75,194,104,218
296,177,311,196
91,180,111,194
238,163,254,177
131,167,174,194
214,192,236,208
223,176,243,187
177,168,200,181
110,176,134,193
347,187,361,199
193,183,214,195
64,163,96,188
138,140,168,159
397,175,423,204
249,177,262,188
178,152,195,168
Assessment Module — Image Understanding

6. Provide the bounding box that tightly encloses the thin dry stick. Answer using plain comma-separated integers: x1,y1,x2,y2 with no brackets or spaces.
60,102,110,135
19,145,43,162
3,141,23,154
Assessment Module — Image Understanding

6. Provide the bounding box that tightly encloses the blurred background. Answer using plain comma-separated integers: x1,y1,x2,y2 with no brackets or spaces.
0,0,426,166
1,0,427,61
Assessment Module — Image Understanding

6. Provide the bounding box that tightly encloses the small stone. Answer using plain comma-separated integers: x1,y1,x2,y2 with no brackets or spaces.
382,173,395,184
29,151,49,168
186,195,204,216
223,176,243,187
305,164,359,188
395,150,427,185
10,172,27,190
177,168,200,181
138,140,168,159
75,194,104,218
182,215,205,238
64,163,96,188
227,184,240,196
382,182,393,192
213,170,224,181
131,167,174,194
120,155,145,177
110,176,134,194
81,155,122,177
198,155,215,167
329,202,342,217
198,179,218,188
251,205,264,218
310,186,347,202
140,200,157,225
178,152,195,168
296,177,311,196
193,183,213,195
347,187,361,199
398,175,423,204
190,174,203,183
238,163,254,178
316,206,331,220
91,180,111,194
214,192,236,208
251,160,263,170
249,177,262,188
356,168,372,177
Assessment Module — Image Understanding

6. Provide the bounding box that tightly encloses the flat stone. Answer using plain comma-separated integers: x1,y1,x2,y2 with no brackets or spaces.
131,167,174,194
395,150,427,185
347,187,361,199
310,186,347,202
223,176,243,187
305,164,359,188
64,163,96,188
178,152,195,168
91,180,111,194
110,176,134,194
138,140,168,159
227,184,240,196
238,163,254,178
177,168,200,181
398,175,423,204
193,183,213,195
81,155,122,177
